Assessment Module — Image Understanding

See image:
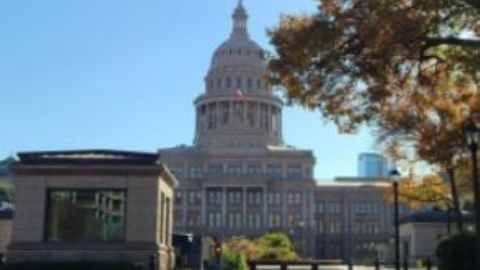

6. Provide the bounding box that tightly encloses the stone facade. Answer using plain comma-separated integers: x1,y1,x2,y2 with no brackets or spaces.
8,150,177,270
159,1,401,261
399,211,474,260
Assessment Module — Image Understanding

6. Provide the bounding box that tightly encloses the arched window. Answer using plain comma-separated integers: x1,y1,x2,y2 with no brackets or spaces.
236,77,242,88
247,78,253,89
256,79,261,89
217,78,222,89
226,77,232,88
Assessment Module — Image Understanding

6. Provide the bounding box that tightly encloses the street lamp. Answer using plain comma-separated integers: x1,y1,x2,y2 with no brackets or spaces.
390,168,401,270
464,117,480,270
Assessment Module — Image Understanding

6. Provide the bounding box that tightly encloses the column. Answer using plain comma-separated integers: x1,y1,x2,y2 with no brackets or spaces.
222,187,227,228
181,190,188,229
263,187,268,229
201,188,207,227
282,190,287,228
243,187,247,229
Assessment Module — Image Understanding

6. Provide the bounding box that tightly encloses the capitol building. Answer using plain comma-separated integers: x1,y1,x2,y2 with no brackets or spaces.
159,1,399,260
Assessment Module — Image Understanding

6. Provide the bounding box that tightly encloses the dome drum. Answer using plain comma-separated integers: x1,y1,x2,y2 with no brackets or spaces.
194,97,283,147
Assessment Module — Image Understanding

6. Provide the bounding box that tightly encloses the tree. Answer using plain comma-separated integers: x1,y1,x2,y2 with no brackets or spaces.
268,0,480,222
256,233,298,261
223,233,298,262
376,82,475,230
269,0,480,132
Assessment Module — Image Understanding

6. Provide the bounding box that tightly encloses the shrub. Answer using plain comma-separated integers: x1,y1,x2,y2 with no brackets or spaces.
221,247,248,270
436,232,475,270
6,262,142,270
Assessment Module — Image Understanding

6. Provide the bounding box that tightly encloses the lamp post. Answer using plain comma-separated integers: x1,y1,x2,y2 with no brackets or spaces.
390,169,401,270
464,117,480,270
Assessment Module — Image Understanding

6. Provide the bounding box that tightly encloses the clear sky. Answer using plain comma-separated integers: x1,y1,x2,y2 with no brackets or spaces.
0,0,378,180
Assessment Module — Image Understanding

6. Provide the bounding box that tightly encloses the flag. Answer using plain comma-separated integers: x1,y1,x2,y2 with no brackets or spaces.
234,89,245,100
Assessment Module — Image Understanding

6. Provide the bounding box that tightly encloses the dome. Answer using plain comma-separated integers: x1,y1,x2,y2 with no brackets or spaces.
209,1,266,70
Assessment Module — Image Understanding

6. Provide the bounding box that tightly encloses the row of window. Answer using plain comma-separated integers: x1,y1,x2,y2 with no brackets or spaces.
316,220,343,234
316,201,382,215
353,222,380,235
207,76,267,91
170,163,311,180
198,101,280,135
205,212,302,229
215,48,264,59
315,201,341,214
354,202,380,214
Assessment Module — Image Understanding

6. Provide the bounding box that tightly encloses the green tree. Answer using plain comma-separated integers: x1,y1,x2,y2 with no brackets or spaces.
256,233,297,261
437,233,475,270
221,247,248,270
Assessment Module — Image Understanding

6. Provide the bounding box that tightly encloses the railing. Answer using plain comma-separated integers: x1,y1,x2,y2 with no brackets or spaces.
248,259,353,270
248,258,436,270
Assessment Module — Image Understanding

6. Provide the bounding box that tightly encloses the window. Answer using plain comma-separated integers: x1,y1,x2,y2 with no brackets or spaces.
207,164,224,176
170,165,185,178
46,189,126,242
226,77,232,88
188,191,201,205
236,77,242,88
328,201,341,214
227,190,242,205
316,201,324,213
246,163,262,177
287,213,301,226
233,102,244,125
220,102,230,125
207,189,222,205
268,213,282,228
328,220,342,234
187,211,201,227
248,191,263,205
266,165,283,180
208,103,217,129
354,202,380,214
189,165,203,179
227,164,243,176
286,165,302,179
268,192,282,206
247,102,256,128
208,212,222,228
247,214,261,228
259,104,268,130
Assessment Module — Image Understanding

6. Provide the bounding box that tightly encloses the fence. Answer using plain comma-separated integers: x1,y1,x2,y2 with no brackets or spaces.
248,258,436,270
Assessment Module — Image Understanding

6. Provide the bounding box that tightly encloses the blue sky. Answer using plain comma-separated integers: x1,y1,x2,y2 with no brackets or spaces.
0,0,377,180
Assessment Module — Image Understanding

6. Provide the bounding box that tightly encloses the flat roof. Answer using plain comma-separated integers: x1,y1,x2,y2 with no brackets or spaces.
17,149,160,166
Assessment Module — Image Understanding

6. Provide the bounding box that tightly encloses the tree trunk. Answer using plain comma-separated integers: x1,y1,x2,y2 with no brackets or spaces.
447,168,464,231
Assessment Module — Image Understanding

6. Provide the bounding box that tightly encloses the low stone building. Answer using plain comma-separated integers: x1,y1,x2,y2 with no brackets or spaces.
399,210,474,261
0,208,13,254
8,150,177,270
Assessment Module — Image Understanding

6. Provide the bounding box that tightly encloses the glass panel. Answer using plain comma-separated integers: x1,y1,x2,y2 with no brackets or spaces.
46,189,126,242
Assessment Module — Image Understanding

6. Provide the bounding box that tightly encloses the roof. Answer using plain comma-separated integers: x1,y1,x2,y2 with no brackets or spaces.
400,210,475,224
17,149,160,166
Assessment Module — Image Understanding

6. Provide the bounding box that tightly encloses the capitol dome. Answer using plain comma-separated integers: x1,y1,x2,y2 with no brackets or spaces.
195,1,283,149
204,0,268,94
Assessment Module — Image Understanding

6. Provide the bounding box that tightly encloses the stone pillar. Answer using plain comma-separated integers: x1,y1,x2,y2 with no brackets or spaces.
181,190,188,229
201,188,207,227
222,187,227,228
263,187,268,229
282,190,287,228
243,187,247,228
